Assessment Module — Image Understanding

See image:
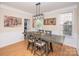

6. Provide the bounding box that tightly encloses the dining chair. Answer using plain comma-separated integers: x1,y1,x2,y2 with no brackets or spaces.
38,29,44,33
45,30,52,36
44,30,53,53
27,32,35,53
33,37,47,56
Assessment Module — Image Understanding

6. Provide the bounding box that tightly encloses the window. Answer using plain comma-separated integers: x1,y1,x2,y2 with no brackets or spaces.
59,13,72,35
60,13,72,25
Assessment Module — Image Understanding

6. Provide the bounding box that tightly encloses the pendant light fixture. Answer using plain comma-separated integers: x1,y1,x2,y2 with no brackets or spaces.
33,2,44,20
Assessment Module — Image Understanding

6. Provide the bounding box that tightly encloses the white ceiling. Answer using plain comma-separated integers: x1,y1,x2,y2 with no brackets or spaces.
0,2,78,14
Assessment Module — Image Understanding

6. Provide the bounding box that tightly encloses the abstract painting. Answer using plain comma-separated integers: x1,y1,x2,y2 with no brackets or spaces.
4,16,22,27
44,18,56,25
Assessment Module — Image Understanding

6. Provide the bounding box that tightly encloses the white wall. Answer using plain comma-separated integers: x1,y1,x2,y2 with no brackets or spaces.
0,6,3,32
0,4,32,33
77,4,79,55
0,4,32,48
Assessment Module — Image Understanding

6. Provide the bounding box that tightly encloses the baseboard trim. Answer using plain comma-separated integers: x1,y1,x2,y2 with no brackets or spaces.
0,39,24,48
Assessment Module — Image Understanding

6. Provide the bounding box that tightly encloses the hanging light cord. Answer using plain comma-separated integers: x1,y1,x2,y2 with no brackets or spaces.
36,2,40,16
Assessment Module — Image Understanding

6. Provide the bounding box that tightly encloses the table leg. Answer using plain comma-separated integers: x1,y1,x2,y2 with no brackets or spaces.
49,42,53,52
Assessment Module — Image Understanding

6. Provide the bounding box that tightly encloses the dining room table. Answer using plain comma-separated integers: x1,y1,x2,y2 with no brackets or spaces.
23,31,65,54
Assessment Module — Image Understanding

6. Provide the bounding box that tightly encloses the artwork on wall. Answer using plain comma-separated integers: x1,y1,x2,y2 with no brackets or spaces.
32,18,43,28
44,18,56,25
4,16,22,27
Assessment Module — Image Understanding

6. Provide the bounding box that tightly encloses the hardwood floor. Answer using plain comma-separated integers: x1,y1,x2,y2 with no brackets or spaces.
0,40,78,56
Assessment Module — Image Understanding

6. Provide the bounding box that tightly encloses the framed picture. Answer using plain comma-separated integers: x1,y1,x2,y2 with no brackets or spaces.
4,16,22,27
44,18,56,25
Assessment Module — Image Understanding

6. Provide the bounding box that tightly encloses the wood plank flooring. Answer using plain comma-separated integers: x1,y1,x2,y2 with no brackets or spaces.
0,40,78,56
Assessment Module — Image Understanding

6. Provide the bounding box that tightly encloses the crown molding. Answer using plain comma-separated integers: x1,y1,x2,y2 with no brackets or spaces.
0,4,32,15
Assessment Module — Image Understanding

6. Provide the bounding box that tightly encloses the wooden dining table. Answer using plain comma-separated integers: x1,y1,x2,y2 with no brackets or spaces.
23,31,65,53
25,31,65,43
